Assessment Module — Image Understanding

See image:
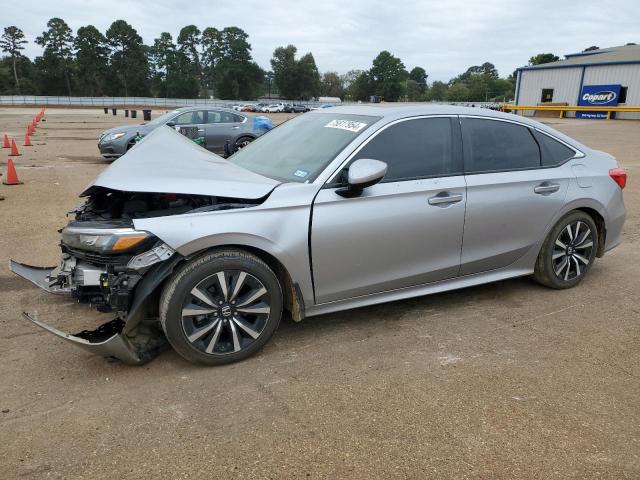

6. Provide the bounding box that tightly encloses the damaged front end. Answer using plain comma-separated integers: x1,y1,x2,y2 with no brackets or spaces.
11,187,261,365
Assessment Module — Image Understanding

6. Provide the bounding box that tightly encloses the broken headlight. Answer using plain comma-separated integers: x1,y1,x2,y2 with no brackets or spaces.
61,226,153,253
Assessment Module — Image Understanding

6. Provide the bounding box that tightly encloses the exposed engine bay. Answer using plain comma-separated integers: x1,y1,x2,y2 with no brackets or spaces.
74,186,261,223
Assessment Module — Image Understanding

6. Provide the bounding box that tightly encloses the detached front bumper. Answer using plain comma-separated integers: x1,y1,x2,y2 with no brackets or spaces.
9,255,180,365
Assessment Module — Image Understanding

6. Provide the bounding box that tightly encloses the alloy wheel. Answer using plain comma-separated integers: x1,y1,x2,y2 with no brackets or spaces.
236,138,252,149
181,270,270,355
552,220,594,281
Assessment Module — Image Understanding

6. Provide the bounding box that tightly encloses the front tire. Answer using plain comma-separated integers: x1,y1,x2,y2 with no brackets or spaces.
234,136,254,151
160,249,283,365
533,211,599,289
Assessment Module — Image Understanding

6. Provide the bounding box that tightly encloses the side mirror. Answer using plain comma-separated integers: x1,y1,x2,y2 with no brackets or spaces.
166,121,176,127
336,158,387,198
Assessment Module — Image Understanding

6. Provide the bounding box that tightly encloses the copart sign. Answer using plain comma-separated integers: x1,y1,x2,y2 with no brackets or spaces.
577,84,621,119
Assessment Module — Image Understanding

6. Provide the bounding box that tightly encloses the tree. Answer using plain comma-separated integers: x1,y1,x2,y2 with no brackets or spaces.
201,27,221,96
528,53,559,66
211,27,264,100
150,32,178,97
270,45,320,100
369,51,407,101
0,26,27,93
74,25,109,96
405,79,423,101
106,20,150,96
583,46,599,52
36,18,74,96
427,80,447,101
408,66,428,93
177,25,202,96
321,71,344,98
347,71,373,101
446,83,470,102
271,45,298,99
297,52,321,100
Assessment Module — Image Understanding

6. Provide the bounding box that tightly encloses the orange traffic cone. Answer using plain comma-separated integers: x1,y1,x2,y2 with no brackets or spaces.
24,132,32,146
9,139,20,156
2,134,9,148
3,158,22,185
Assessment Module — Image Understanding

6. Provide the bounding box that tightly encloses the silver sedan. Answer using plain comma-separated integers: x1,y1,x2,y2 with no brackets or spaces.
12,105,626,366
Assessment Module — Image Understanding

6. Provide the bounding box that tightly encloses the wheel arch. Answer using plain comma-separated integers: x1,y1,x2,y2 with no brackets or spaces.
551,198,608,258
183,241,305,322
574,207,606,257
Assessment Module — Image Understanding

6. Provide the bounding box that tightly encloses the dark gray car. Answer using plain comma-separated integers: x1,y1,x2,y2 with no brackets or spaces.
98,106,270,160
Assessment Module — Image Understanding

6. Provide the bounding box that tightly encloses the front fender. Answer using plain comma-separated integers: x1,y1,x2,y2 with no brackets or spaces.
132,184,318,308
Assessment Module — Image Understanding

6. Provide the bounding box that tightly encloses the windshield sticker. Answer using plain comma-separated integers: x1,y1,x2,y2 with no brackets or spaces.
293,169,309,178
324,119,368,133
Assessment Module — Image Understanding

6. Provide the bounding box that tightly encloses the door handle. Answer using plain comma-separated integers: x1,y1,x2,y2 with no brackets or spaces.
534,183,560,194
428,193,463,206
231,126,240,129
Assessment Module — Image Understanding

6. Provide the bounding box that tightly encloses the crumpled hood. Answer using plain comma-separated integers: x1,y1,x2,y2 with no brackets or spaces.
85,126,280,199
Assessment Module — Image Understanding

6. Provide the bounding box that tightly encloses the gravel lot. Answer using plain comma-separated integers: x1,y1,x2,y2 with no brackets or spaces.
0,108,638,479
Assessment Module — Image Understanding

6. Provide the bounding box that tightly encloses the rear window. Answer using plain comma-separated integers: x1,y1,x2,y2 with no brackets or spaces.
535,131,576,166
462,118,540,172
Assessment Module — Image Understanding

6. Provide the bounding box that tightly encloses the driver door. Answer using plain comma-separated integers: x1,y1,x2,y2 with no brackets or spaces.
311,116,467,303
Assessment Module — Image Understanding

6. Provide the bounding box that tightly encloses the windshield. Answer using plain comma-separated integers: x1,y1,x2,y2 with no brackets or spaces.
231,113,381,182
146,109,179,126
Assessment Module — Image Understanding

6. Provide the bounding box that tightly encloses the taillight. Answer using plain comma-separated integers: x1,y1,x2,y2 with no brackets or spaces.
609,168,627,189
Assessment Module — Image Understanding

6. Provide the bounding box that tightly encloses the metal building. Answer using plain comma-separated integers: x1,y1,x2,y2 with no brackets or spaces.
515,44,640,119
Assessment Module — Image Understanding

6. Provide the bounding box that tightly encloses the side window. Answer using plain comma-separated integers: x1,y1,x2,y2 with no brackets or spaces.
462,118,540,173
353,118,458,181
174,111,204,125
534,131,576,166
206,111,243,123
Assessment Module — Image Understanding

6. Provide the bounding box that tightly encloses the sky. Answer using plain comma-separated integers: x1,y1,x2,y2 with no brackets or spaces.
4,0,640,81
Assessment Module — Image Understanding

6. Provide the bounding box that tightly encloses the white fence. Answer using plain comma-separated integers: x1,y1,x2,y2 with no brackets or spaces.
0,96,323,108
0,95,502,110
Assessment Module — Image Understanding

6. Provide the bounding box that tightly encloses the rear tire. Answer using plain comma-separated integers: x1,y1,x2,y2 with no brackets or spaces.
160,249,283,366
533,211,599,289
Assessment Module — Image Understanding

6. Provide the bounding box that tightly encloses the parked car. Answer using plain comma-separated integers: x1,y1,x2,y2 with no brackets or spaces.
260,104,284,113
97,106,269,159
240,104,257,112
291,104,310,113
285,103,309,113
12,105,626,367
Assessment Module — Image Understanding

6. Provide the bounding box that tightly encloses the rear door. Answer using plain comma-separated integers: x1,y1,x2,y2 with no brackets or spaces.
311,116,467,303
205,110,245,153
459,117,574,275
172,110,205,140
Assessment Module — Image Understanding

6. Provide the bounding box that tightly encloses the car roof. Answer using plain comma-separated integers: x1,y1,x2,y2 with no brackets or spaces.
311,104,590,151
318,104,538,124
173,105,242,115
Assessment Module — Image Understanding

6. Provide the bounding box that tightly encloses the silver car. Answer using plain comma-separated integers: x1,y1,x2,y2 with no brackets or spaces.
98,106,270,160
11,105,627,366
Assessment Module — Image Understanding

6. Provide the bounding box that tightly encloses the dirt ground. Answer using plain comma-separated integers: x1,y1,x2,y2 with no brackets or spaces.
0,107,638,479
